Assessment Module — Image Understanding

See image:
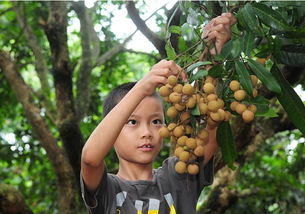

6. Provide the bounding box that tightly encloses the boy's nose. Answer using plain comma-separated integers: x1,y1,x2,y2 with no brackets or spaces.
140,124,152,139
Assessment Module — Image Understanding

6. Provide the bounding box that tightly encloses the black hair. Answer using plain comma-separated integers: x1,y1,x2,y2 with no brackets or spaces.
103,82,162,117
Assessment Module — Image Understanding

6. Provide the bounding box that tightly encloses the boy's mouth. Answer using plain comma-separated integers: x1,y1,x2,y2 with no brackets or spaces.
138,144,154,151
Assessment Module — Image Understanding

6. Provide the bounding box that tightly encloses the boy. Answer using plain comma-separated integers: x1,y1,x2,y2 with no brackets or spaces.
81,13,236,214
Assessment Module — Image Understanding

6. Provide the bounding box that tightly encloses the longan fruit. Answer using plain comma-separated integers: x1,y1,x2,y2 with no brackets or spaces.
186,138,197,149
167,106,178,118
199,103,208,115
229,80,240,91
196,138,205,146
198,129,209,140
207,94,218,101
208,100,219,112
174,146,184,157
173,125,185,138
242,109,255,123
167,123,177,132
196,94,202,103
177,136,188,146
187,164,199,175
182,84,193,95
217,109,226,121
194,145,205,157
207,117,218,127
174,103,185,111
159,127,170,138
169,92,182,103
159,86,171,97
250,75,258,87
203,83,215,94
205,76,215,84
248,104,257,113
173,84,183,93
224,111,232,121
234,90,246,101
179,151,190,162
217,99,225,109
210,111,221,122
180,111,190,124
189,153,197,161
186,97,196,108
163,96,170,103
168,75,178,86
175,161,186,174
185,125,193,135
230,101,239,111
252,88,258,97
235,103,247,114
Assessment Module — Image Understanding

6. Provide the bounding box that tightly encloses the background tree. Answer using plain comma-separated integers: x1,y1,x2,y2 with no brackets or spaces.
0,1,304,214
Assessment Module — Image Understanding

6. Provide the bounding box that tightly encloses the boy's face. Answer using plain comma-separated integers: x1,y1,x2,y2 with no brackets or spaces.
114,96,164,166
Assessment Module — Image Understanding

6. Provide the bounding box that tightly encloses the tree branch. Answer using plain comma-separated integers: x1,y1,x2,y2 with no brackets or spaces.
123,48,160,62
0,51,78,214
126,1,167,58
13,2,55,118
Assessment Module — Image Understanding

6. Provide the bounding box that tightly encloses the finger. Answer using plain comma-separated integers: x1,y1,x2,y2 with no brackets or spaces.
221,13,237,25
180,71,188,82
151,68,171,78
165,60,180,75
155,76,168,86
213,16,230,26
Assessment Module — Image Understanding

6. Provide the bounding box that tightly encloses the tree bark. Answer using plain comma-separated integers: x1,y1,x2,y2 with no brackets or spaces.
126,1,167,58
0,183,33,214
0,51,78,214
42,1,84,182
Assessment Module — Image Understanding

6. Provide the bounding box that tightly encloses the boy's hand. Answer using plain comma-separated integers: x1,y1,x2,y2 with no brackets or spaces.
137,60,186,96
202,13,236,54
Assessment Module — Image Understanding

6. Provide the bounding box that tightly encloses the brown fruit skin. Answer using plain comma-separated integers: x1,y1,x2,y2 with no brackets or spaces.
159,86,172,97
168,75,178,86
207,117,218,127
210,111,221,122
177,136,188,146
175,161,186,174
173,125,185,138
203,82,215,94
187,164,199,175
179,151,190,162
224,111,232,121
173,84,183,93
235,103,247,114
252,88,258,97
198,129,209,140
167,123,176,131
186,138,197,149
194,145,205,157
196,138,205,146
242,110,255,123
185,125,193,135
234,90,246,101
182,84,193,95
180,112,191,124
159,127,170,138
174,147,184,157
207,94,218,101
199,103,208,115
167,106,178,118
208,100,219,112
248,104,257,113
174,103,185,111
186,97,196,108
169,92,182,103
250,75,258,87
229,80,240,91
230,101,239,111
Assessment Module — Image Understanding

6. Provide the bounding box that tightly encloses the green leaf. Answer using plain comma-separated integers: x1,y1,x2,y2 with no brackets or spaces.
220,39,233,60
191,104,200,116
178,37,187,52
243,31,256,56
251,3,293,32
231,39,242,58
186,61,212,73
275,44,305,67
189,69,208,82
235,61,253,96
252,96,270,115
165,42,176,60
247,59,281,93
270,65,305,135
255,107,278,118
217,121,237,169
169,25,181,35
208,64,224,78
238,3,264,37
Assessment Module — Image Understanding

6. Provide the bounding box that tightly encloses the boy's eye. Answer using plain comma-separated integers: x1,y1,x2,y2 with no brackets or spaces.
152,119,163,125
127,119,137,125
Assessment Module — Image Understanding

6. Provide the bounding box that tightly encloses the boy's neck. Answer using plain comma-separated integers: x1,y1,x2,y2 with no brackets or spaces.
116,160,153,181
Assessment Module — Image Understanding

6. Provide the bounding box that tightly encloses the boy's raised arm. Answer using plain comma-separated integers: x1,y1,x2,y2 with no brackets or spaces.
81,60,181,191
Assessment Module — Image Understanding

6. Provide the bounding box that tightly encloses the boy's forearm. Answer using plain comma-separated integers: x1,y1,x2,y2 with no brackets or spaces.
82,85,146,167
203,127,218,165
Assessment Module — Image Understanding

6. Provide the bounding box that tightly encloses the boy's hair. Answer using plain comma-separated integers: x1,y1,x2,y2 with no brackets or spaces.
103,82,162,117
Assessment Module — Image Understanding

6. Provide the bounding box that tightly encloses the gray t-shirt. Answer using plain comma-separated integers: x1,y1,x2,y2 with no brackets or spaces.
81,156,214,214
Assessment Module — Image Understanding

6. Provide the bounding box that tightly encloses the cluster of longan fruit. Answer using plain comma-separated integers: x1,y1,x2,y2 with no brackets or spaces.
228,75,258,123
158,75,232,175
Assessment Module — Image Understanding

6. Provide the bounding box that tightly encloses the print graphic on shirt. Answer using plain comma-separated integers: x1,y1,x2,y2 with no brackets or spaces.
164,193,177,214
116,191,127,214
115,191,177,214
135,200,143,214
